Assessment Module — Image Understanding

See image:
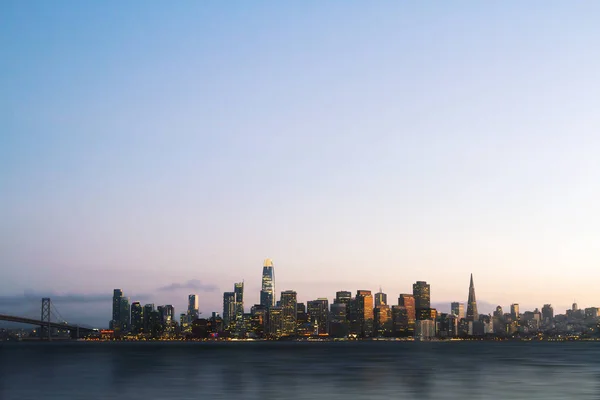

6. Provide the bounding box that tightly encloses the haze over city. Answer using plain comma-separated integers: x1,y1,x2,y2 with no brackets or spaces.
2,2,600,326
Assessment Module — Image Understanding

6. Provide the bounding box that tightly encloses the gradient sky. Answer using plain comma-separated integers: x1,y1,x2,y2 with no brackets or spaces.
2,2,600,326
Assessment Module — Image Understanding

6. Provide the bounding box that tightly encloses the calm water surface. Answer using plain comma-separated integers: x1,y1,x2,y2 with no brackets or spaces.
1,341,599,399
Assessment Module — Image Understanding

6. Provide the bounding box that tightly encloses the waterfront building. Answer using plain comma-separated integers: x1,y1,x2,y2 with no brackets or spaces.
375,289,387,306
415,319,436,340
511,304,520,323
143,304,154,333
451,302,465,320
130,302,143,334
250,304,267,337
391,305,409,336
466,274,478,322
307,298,329,335
356,290,374,337
334,291,352,304
374,304,392,337
268,306,283,337
223,292,236,330
542,304,553,324
110,289,130,332
412,281,430,319
119,296,130,332
234,282,244,332
260,259,275,309
188,294,199,321
280,290,298,336
329,303,348,338
398,294,416,331
111,289,123,330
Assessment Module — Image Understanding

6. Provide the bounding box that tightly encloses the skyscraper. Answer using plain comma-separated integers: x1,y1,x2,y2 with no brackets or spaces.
398,294,416,331
511,304,520,322
334,291,352,304
234,282,244,325
412,281,430,319
374,304,392,336
466,274,478,322
223,292,236,329
188,294,199,321
307,298,329,335
131,302,143,334
356,290,374,337
451,302,465,319
542,304,554,324
329,303,348,338
280,290,298,336
260,258,275,309
119,296,130,332
111,289,123,330
143,303,154,333
375,289,387,307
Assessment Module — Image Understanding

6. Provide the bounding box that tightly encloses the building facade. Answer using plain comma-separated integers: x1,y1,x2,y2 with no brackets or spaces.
260,259,275,309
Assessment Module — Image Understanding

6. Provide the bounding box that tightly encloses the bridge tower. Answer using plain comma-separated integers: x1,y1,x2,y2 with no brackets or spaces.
40,298,51,340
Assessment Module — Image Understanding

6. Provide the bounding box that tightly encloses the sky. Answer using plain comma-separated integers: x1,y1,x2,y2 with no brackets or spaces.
1,1,600,327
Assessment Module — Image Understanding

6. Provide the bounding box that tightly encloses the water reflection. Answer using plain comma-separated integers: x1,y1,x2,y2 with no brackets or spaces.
1,342,600,400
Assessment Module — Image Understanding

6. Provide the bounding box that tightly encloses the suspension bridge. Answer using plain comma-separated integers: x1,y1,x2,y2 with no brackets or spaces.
0,298,98,340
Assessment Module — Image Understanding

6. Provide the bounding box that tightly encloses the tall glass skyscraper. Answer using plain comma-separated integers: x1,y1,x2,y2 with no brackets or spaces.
412,281,430,320
188,294,199,321
131,302,143,334
223,292,236,329
234,282,244,331
260,258,275,308
111,289,123,329
280,290,298,336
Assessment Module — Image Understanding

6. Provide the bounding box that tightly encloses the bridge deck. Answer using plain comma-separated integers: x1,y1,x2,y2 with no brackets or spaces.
0,314,96,332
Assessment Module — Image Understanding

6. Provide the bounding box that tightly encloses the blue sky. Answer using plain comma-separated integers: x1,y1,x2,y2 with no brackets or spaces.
2,2,600,326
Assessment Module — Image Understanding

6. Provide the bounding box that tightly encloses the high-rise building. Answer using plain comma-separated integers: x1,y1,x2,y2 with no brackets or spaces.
334,291,352,304
223,292,236,329
143,304,154,333
329,303,348,338
451,302,465,319
111,289,123,330
297,302,306,315
398,294,416,331
188,294,199,321
542,304,553,323
260,259,275,309
374,304,392,337
250,304,267,337
162,305,174,324
392,305,409,336
511,304,520,322
415,320,436,340
413,281,430,319
268,306,283,337
280,290,298,336
356,290,374,337
307,298,329,335
375,289,387,307
466,274,478,322
119,296,131,332
234,282,244,325
131,302,143,334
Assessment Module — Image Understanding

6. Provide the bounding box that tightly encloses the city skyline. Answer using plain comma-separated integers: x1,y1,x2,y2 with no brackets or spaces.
0,257,597,327
3,2,600,321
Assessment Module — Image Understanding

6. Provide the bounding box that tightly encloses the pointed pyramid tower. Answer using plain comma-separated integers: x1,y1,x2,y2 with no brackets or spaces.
466,273,479,321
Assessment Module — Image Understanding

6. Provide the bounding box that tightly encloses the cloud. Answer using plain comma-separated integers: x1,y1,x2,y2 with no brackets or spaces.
157,279,217,293
0,290,153,306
